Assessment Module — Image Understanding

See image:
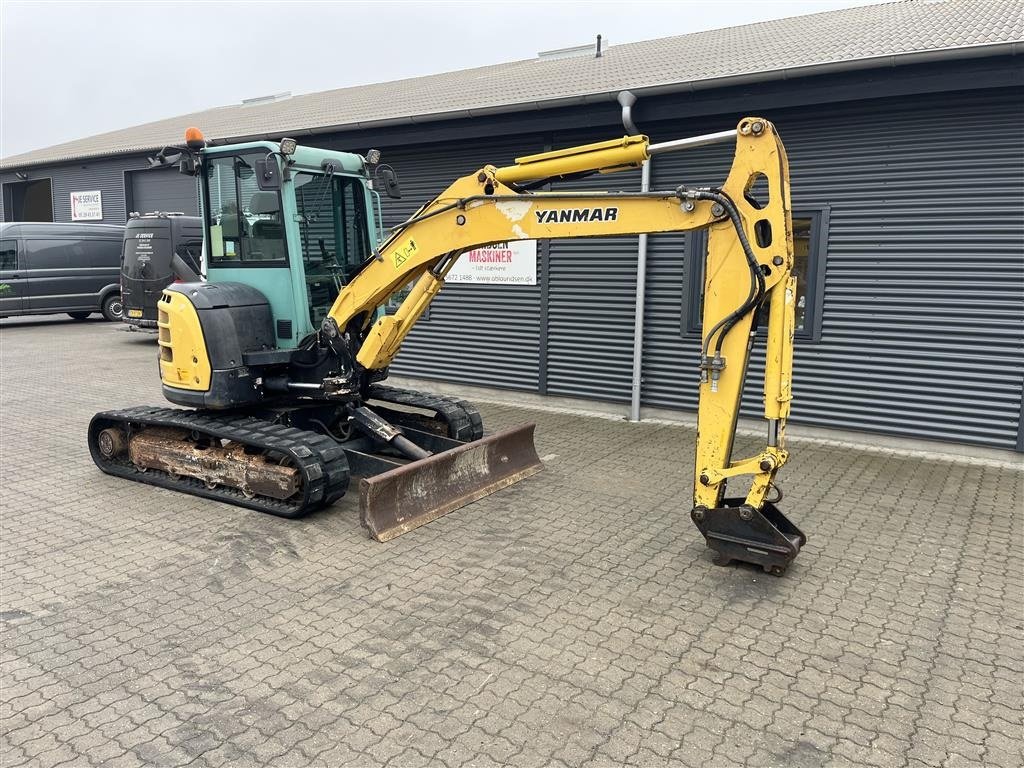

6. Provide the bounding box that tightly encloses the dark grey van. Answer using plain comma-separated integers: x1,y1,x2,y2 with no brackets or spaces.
0,222,126,321
121,213,202,328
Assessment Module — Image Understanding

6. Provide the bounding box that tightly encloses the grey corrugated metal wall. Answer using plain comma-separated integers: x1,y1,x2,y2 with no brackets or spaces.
547,129,642,401
640,89,1024,449
342,86,1022,450
0,154,154,224
4,81,1019,450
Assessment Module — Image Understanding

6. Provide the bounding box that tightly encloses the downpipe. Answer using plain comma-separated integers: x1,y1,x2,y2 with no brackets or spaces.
619,91,648,423
630,158,650,423
617,90,640,135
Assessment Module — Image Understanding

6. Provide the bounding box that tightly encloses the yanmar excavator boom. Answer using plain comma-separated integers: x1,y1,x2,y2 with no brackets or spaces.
89,117,806,573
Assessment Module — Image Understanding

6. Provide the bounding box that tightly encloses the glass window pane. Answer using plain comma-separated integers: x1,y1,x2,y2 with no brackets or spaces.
25,240,70,269
23,239,120,269
688,212,819,336
340,177,371,268
175,240,203,275
205,154,285,265
75,240,121,268
0,239,16,270
244,186,285,262
295,172,338,267
790,217,811,332
294,172,373,327
295,171,341,329
385,280,416,315
206,157,240,262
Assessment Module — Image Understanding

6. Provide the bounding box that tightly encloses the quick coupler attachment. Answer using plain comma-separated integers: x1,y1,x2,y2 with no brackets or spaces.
691,498,806,575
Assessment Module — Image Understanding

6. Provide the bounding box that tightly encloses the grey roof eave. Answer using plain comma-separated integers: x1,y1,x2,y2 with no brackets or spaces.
2,40,1019,172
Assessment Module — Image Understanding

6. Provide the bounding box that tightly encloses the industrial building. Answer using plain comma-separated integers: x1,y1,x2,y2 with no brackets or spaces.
2,0,1021,452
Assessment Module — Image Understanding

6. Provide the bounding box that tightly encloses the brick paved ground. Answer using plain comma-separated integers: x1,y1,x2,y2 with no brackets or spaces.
1,316,1021,768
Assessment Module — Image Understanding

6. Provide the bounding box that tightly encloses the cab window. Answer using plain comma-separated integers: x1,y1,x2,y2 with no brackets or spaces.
175,240,203,276
293,172,372,326
204,154,287,265
294,172,371,276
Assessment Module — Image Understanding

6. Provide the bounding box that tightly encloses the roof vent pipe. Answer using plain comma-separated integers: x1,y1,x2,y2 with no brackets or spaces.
596,34,603,58
617,90,639,135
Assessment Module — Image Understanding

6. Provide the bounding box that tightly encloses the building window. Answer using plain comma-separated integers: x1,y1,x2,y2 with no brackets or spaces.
682,207,829,341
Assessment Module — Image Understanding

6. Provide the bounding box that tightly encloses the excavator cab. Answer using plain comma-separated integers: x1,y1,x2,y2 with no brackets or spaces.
199,142,378,347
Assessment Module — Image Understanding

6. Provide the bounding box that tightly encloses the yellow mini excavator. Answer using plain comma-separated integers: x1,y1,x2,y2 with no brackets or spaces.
89,118,806,573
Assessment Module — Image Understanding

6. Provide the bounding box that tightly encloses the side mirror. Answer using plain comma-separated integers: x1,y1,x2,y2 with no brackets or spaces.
378,166,402,199
255,158,281,190
148,147,181,168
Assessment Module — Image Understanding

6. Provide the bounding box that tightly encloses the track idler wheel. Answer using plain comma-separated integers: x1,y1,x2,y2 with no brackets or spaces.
96,428,128,459
691,498,806,575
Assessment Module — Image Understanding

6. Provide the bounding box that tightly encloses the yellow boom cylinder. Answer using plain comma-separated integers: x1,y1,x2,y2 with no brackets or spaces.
494,135,649,184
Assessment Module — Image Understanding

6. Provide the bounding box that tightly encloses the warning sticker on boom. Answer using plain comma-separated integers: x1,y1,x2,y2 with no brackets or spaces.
391,238,418,268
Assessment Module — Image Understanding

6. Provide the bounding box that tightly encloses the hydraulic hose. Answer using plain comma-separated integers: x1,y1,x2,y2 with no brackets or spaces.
684,188,765,359
291,346,330,368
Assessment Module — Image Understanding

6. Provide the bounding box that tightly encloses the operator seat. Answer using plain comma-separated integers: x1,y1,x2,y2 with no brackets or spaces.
249,192,285,261
218,205,242,260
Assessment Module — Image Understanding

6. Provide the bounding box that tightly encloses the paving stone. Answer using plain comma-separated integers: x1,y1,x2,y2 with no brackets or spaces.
1,315,1021,768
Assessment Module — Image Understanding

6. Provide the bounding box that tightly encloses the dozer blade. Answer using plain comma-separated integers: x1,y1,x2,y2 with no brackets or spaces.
360,424,542,542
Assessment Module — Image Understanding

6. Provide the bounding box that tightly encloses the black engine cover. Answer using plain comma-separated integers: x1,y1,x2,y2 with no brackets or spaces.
163,282,275,409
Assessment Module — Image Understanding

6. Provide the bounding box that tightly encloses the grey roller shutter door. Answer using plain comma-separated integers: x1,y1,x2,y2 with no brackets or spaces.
129,168,199,216
3,154,154,224
641,89,1024,450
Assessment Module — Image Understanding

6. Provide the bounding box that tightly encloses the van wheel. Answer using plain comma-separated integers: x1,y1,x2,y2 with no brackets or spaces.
101,293,125,322
68,312,92,320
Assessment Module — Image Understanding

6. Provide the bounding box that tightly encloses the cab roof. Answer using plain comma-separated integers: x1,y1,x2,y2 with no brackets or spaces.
202,141,367,176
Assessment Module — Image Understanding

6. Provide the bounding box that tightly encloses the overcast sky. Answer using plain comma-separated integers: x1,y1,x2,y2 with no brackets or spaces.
1,0,883,158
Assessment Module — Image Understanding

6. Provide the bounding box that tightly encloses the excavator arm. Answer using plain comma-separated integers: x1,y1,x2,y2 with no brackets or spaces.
327,117,805,572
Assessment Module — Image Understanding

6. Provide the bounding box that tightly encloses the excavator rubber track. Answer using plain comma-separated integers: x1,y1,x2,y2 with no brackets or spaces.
367,384,484,442
88,406,350,518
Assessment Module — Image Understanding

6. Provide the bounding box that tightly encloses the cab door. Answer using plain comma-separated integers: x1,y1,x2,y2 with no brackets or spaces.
203,153,298,347
0,237,24,316
292,172,374,330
